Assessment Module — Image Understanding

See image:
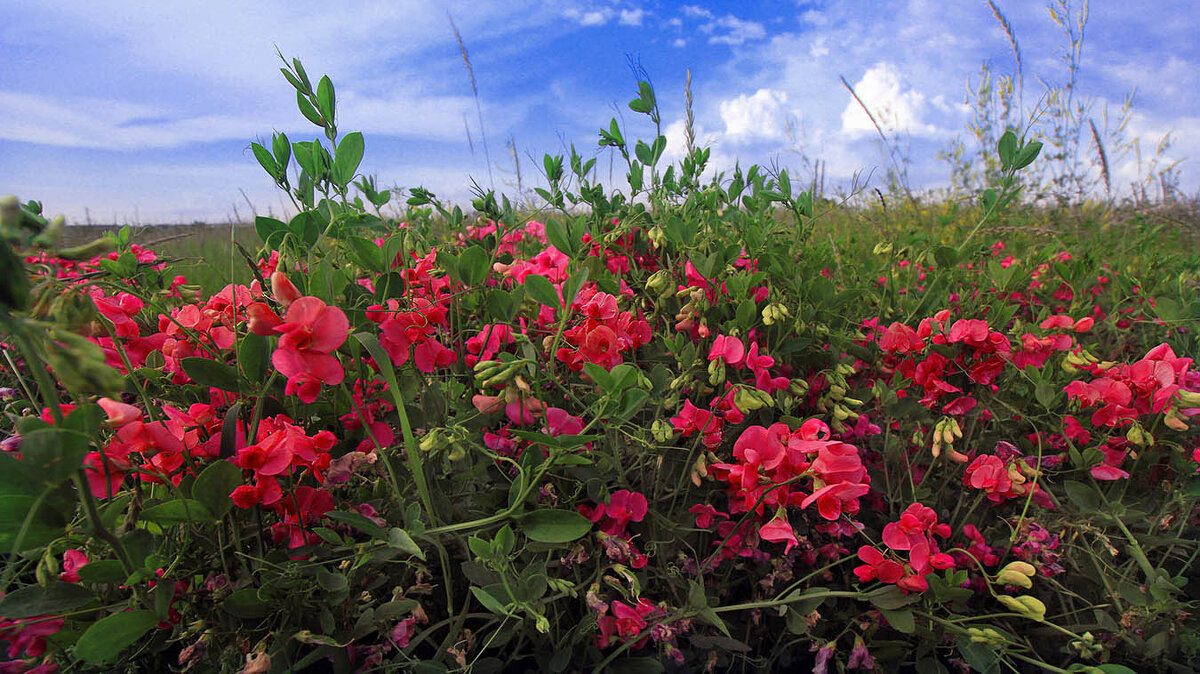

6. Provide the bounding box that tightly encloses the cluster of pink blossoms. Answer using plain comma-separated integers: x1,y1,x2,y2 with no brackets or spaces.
230,414,335,510
854,503,955,592
689,419,870,562
1064,343,1197,430
247,272,350,403
579,489,650,568
555,289,651,372
81,397,223,497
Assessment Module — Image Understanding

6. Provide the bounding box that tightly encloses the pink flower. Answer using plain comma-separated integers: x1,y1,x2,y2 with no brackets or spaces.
758,512,798,553
854,546,905,584
270,297,349,403
963,455,1014,500
270,271,302,307
848,635,875,670
800,482,870,521
390,618,416,648
708,334,746,367
97,397,141,427
59,549,90,583
688,504,728,529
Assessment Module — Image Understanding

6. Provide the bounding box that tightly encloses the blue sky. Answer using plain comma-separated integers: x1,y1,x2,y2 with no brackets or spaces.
1,0,1196,224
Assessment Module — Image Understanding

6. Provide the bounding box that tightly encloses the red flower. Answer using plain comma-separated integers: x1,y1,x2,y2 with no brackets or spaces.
854,546,905,583
758,512,799,553
708,334,746,367
963,455,1015,501
270,297,349,403
801,482,870,520
59,549,89,583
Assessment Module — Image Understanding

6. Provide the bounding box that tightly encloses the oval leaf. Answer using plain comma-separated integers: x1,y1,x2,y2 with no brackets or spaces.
74,609,158,664
181,357,241,392
140,499,215,525
519,509,592,544
0,582,95,618
192,460,243,519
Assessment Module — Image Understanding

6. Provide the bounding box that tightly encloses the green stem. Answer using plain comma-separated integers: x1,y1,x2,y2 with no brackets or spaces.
713,590,862,614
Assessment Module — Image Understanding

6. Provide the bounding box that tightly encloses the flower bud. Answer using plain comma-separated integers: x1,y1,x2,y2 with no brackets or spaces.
645,270,674,298
651,419,674,443
270,271,302,307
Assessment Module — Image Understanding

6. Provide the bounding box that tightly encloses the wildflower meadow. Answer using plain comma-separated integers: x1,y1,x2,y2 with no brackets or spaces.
0,50,1198,674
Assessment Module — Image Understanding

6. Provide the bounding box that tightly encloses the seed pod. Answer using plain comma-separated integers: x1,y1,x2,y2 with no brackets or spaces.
31,215,65,249
55,237,117,261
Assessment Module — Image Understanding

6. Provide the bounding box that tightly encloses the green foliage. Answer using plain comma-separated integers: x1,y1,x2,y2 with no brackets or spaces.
0,53,1196,674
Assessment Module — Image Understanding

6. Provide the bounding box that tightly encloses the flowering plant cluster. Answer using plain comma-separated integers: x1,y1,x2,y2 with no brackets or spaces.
0,63,1197,674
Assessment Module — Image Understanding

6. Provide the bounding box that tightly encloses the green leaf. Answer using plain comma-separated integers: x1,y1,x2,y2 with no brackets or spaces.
121,530,156,571
254,216,289,249
0,582,95,618
933,246,959,268
519,509,592,544
77,560,127,584
74,609,158,664
1095,665,1139,674
635,140,653,165
18,428,90,487
880,607,915,633
458,245,490,287
1063,480,1102,511
63,403,104,437
562,267,589,309
0,493,63,553
333,132,364,188
868,585,919,610
997,129,1017,168
192,460,242,519
523,274,560,309
181,357,241,392
609,658,665,674
251,142,279,177
348,236,385,273
296,92,324,127
1153,297,1180,322
325,510,388,540
222,588,272,619
375,599,419,622
272,132,291,172
316,569,348,593
237,333,270,383
141,499,216,525
471,586,515,616
219,402,242,460
388,528,425,560
316,75,336,125
1013,141,1042,170
545,220,573,256
290,210,323,247
955,636,1001,674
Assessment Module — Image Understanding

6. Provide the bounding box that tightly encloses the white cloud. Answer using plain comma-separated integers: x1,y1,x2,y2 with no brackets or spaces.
703,15,765,46
0,91,261,149
809,37,829,58
579,10,609,26
618,9,645,26
719,89,790,141
840,62,941,138
0,88,496,150
672,38,687,48
681,5,714,20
